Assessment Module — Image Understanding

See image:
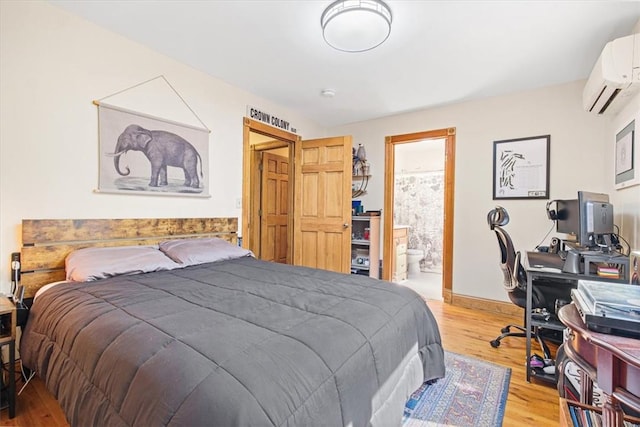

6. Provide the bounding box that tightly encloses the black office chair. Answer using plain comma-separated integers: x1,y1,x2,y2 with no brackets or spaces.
487,206,551,359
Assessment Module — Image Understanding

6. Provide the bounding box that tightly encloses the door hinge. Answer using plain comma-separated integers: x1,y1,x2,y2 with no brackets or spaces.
258,209,262,217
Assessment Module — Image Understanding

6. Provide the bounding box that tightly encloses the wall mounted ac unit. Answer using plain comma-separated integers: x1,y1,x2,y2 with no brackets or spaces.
583,33,640,115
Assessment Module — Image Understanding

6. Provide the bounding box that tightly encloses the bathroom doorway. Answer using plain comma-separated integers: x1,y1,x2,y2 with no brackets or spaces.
382,128,455,302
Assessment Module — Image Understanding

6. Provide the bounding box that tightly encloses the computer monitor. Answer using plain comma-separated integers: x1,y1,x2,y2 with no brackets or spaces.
553,192,615,250
555,199,579,235
577,191,614,249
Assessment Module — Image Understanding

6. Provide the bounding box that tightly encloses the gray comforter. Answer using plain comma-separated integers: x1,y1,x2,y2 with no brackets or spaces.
21,257,444,427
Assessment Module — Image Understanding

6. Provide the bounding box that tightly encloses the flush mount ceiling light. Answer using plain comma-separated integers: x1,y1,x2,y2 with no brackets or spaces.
321,0,392,53
321,89,336,97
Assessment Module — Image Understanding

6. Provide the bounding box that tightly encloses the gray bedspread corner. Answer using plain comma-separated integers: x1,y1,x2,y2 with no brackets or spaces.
421,342,446,382
21,257,444,427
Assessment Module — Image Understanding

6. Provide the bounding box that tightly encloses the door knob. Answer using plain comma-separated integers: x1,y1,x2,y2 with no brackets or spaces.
343,223,350,228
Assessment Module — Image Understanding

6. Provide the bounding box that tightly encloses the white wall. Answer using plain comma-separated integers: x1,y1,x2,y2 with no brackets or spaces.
395,139,445,173
604,19,640,254
608,94,640,252
0,1,326,294
332,81,613,302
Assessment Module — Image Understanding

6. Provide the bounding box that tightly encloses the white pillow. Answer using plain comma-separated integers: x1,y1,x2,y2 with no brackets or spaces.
65,245,179,282
159,238,253,267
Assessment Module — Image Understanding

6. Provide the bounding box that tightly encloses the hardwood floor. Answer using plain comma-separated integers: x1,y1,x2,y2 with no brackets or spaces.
1,299,560,426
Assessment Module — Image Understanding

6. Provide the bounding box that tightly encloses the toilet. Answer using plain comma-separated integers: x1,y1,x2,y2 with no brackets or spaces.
406,249,424,276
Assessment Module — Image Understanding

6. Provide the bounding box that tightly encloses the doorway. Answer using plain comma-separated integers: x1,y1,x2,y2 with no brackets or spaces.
242,118,353,273
242,118,298,263
383,128,456,303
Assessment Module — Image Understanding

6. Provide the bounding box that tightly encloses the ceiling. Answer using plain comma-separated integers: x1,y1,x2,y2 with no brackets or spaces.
51,1,640,128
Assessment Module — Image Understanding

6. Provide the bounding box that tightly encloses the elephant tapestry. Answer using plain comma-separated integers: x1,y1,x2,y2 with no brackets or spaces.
98,103,209,197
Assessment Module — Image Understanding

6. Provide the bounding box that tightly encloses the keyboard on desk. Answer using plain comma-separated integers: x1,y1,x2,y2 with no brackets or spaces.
527,251,565,270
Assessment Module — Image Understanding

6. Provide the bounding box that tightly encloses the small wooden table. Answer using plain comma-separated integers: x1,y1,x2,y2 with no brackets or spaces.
558,303,640,426
0,297,16,419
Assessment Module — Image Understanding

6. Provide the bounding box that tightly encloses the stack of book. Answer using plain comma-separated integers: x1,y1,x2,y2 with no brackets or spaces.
568,405,599,426
568,405,640,427
596,265,620,279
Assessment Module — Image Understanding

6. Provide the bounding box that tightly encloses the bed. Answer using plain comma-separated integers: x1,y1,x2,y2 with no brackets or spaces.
18,218,445,427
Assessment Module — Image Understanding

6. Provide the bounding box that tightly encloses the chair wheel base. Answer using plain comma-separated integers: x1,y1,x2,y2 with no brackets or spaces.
490,340,500,348
501,327,510,333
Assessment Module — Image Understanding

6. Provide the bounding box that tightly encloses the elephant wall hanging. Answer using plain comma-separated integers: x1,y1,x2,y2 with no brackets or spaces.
97,103,210,197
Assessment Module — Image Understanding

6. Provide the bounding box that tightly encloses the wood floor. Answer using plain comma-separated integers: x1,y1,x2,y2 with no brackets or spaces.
1,299,560,426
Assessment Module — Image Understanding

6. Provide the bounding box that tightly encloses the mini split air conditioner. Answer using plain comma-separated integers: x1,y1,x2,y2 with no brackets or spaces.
583,33,640,115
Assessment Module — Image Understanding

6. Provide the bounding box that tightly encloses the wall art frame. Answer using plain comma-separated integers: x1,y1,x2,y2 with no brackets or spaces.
492,135,550,200
98,103,210,198
614,118,638,190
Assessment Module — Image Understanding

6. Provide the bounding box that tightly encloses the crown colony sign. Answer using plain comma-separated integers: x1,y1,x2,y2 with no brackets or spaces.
247,106,297,134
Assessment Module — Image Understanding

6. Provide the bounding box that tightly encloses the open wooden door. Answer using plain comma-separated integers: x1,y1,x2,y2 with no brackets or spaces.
293,136,352,273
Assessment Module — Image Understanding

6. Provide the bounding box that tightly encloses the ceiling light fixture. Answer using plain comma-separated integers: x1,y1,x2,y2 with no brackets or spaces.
321,89,336,97
321,0,392,53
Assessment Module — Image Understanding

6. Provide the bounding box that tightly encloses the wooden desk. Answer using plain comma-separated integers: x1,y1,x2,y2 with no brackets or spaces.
558,303,640,426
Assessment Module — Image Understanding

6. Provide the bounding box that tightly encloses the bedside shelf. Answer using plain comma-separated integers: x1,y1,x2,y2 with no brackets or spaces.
0,297,16,344
0,296,16,418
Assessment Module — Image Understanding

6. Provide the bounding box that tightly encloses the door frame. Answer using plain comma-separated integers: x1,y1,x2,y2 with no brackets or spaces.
259,151,290,264
242,117,300,263
382,128,456,302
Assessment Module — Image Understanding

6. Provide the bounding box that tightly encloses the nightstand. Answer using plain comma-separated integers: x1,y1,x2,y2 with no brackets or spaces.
0,296,16,418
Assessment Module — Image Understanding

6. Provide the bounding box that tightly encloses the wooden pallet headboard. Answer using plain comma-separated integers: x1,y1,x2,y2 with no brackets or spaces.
20,218,238,298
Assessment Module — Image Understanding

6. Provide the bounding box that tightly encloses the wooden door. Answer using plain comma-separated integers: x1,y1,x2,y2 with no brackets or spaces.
293,136,352,273
260,152,289,263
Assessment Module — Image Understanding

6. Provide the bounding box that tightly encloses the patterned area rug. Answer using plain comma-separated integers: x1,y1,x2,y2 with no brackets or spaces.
403,351,511,427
